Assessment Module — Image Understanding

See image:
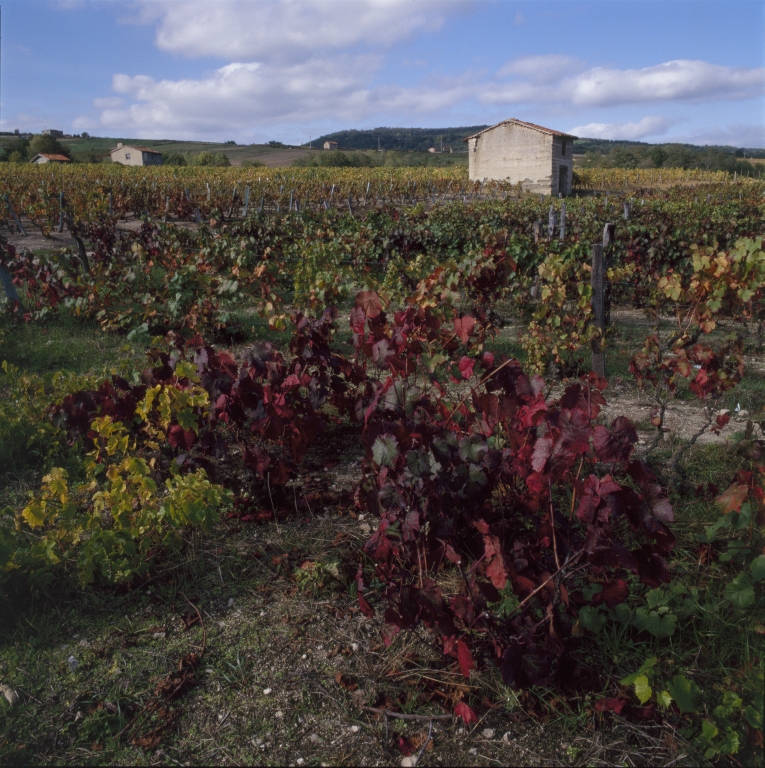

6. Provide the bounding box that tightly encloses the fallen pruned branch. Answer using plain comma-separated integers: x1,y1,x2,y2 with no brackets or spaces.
361,706,453,722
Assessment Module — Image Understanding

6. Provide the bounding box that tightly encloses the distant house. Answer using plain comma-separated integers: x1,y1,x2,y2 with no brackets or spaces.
110,143,163,166
41,129,64,138
428,147,439,154
463,119,577,196
30,153,70,164
323,141,338,150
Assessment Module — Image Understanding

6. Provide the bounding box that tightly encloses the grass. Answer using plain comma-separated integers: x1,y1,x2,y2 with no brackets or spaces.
1,272,763,765
0,501,590,766
0,315,149,376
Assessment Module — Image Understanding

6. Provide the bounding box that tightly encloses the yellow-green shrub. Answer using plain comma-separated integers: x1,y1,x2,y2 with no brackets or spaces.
6,416,230,586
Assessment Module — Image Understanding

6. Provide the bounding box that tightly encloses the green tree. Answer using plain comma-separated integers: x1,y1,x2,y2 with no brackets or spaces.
649,147,668,167
662,144,695,169
162,151,187,166
0,136,30,162
27,134,72,160
193,151,230,167
611,149,639,169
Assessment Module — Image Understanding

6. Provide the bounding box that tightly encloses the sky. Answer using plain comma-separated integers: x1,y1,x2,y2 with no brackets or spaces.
1,0,764,147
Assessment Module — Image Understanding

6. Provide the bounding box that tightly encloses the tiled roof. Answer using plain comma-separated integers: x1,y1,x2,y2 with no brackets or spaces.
32,153,71,162
463,119,577,141
110,145,163,154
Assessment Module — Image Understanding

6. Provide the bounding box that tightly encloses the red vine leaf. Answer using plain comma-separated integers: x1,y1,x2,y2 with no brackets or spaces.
601,579,629,608
354,290,383,319
459,356,475,380
595,697,626,714
457,640,475,678
454,701,478,724
716,483,748,514
454,315,475,344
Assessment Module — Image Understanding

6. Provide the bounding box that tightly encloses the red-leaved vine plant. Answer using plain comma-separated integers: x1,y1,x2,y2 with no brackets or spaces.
351,290,676,690
46,276,677,701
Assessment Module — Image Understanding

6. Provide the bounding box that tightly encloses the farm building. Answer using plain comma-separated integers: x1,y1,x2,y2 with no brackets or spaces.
41,129,64,138
29,153,70,164
463,119,577,196
323,141,338,150
110,143,163,166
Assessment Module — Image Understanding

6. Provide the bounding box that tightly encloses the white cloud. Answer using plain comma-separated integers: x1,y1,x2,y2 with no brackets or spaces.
132,0,454,63
95,57,473,138
91,0,472,137
83,3,763,143
496,55,584,85
569,116,675,141
486,58,765,107
569,60,765,106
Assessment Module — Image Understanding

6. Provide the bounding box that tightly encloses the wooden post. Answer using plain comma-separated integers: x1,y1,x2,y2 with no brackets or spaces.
0,265,25,312
530,272,541,299
590,243,606,378
623,200,630,220
58,191,65,233
602,223,615,327
559,202,566,240
227,187,238,219
533,221,542,243
5,195,27,237
243,186,250,217
348,196,354,215
288,189,294,212
548,205,556,241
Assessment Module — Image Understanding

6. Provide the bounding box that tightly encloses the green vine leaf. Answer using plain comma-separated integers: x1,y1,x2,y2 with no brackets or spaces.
667,675,701,713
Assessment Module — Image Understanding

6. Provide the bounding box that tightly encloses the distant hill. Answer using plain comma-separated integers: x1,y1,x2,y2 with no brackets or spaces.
571,137,765,158
309,127,489,153
309,127,765,159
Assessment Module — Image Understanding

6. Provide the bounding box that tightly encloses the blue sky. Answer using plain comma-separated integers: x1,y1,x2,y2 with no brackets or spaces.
2,0,764,147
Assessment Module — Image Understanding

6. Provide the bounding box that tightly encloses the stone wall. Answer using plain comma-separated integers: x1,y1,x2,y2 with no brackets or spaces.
468,123,573,196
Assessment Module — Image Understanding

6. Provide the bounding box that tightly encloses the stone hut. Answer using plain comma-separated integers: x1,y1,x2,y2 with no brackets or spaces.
30,153,70,164
463,119,577,196
323,141,339,150
110,143,163,167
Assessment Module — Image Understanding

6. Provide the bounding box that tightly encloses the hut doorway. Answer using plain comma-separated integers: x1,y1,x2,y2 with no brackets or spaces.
558,166,569,196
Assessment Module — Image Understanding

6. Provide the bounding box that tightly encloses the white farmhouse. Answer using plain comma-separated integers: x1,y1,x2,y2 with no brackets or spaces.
110,143,163,166
464,119,577,196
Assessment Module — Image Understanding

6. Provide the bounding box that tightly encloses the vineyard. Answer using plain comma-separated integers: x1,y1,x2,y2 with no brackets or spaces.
0,165,763,766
